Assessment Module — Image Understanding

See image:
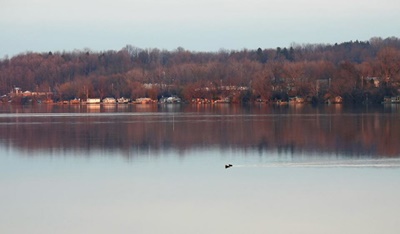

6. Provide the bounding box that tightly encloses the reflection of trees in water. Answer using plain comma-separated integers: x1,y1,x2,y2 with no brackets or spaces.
0,109,399,157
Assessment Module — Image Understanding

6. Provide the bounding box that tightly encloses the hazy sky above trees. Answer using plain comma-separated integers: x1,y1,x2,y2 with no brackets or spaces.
1,0,399,58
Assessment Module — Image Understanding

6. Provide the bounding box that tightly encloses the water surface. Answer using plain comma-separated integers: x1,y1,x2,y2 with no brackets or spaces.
1,104,399,234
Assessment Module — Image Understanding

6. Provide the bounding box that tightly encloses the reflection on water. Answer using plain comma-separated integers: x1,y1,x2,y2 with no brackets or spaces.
0,104,399,157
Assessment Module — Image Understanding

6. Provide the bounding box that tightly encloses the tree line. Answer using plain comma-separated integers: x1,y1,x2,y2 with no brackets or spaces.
1,36,400,104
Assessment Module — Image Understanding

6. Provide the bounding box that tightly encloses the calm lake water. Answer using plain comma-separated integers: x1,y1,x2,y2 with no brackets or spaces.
1,103,400,234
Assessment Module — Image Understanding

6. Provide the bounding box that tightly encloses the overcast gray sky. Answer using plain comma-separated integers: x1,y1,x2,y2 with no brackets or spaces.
1,0,399,57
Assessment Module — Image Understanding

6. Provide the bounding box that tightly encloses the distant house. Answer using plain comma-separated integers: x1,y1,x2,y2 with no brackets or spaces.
102,97,116,104
383,96,391,103
10,87,22,96
289,96,305,104
143,83,167,89
70,98,80,104
133,97,155,104
160,96,182,103
23,91,32,97
364,77,381,87
166,96,181,103
214,97,230,103
117,97,130,104
383,96,400,104
220,85,249,91
333,96,343,103
392,96,400,103
87,98,101,104
192,98,212,104
9,88,53,99
326,95,343,104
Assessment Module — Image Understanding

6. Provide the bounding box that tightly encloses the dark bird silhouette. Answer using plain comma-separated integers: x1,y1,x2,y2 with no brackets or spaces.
225,164,233,169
